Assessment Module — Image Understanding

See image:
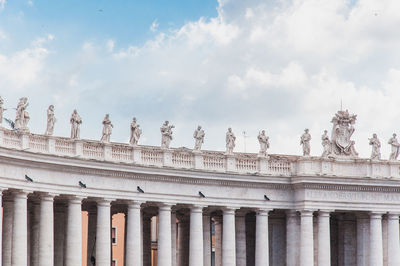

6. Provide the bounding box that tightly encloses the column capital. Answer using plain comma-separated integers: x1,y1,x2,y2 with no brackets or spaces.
127,200,144,209
298,209,316,216
387,213,400,220
96,198,113,206
191,205,206,212
158,203,174,211
257,208,272,216
286,209,298,217
13,190,30,199
222,206,237,215
67,196,85,204
369,211,385,219
318,209,334,217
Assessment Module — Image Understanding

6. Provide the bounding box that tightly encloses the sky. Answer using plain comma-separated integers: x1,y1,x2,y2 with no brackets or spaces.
1,0,400,158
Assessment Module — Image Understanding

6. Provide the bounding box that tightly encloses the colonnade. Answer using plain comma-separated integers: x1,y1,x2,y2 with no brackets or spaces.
1,190,400,266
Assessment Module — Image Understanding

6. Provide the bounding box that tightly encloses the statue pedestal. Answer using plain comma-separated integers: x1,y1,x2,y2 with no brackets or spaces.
132,145,142,164
103,143,112,161
225,154,235,172
74,140,83,157
194,152,204,170
21,132,29,150
258,155,268,174
163,149,173,167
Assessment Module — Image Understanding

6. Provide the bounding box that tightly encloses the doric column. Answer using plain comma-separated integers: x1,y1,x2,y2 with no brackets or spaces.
54,203,67,266
126,201,142,266
356,213,369,266
255,209,270,266
203,214,212,266
286,210,298,266
369,212,383,266
177,214,190,266
213,216,223,266
96,199,112,266
189,206,204,266
299,210,314,266
387,213,400,266
158,204,172,266
11,191,29,266
222,207,236,266
317,210,331,266
142,214,152,266
30,201,40,266
235,213,247,266
38,194,55,266
2,199,13,266
171,210,177,266
87,207,97,266
65,197,83,266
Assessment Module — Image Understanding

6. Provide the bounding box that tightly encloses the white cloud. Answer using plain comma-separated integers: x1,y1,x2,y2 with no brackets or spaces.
106,39,115,52
150,19,159,32
0,0,5,10
27,0,33,7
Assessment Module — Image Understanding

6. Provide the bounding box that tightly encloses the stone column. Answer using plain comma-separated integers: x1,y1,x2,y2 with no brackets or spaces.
54,203,66,266
235,213,246,266
96,199,112,266
299,210,314,266
369,212,383,266
317,210,331,266
0,190,3,266
222,207,236,266
2,199,13,266
387,213,400,266
158,204,172,266
65,197,82,266
171,210,177,266
126,201,142,266
203,215,212,266
213,216,223,266
189,206,204,266
255,209,269,266
11,191,29,266
38,194,55,266
286,210,298,266
356,213,369,266
143,214,152,266
87,207,97,266
177,215,190,266
30,201,40,266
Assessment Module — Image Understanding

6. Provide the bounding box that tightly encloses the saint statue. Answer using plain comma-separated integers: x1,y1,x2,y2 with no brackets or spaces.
100,114,113,143
330,110,358,157
15,97,30,132
160,120,174,148
70,109,82,139
321,130,331,158
193,125,205,151
257,130,270,157
226,128,236,155
300,129,311,156
45,105,56,136
129,117,142,146
388,133,400,161
369,133,381,160
0,96,6,124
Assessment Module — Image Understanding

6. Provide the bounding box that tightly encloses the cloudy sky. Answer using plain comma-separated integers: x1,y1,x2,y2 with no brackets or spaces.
1,0,400,158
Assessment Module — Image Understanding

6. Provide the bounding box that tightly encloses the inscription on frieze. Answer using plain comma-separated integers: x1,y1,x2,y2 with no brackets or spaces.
306,189,400,203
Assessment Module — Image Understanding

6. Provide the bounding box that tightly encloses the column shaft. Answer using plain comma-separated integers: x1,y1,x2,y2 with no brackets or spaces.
96,200,112,266
189,206,204,266
177,216,189,266
158,205,172,266
214,217,223,266
235,215,246,266
317,211,331,266
87,209,97,266
171,211,177,266
65,198,82,266
54,204,66,266
11,192,28,266
369,212,383,266
387,213,400,266
2,200,13,266
299,210,314,266
38,195,54,266
126,202,142,266
30,202,40,266
222,208,236,266
143,214,152,266
286,211,298,266
203,215,212,266
255,209,269,266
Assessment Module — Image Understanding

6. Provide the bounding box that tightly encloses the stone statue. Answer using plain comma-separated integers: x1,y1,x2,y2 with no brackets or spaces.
257,130,270,157
129,117,142,146
300,129,311,156
45,105,56,136
369,133,381,160
388,133,400,160
15,97,30,132
160,120,174,148
70,109,82,139
0,96,6,124
321,130,331,158
193,125,205,151
330,110,358,157
226,128,236,155
100,114,113,143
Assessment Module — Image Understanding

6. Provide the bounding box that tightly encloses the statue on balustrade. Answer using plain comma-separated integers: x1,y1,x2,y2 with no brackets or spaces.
369,133,381,160
300,128,311,156
0,96,6,124
160,120,174,148
193,125,205,151
321,130,331,158
330,110,358,157
388,133,400,160
257,130,269,157
129,117,142,146
100,114,113,143
15,97,30,132
226,128,236,155
45,105,56,136
70,109,82,139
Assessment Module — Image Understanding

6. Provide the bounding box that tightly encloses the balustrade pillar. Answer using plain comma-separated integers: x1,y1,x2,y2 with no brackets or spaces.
255,209,270,266
96,199,112,266
126,201,142,266
222,207,236,266
38,194,55,266
189,206,204,266
317,210,331,266
299,210,314,266
387,213,400,266
369,212,383,266
65,197,83,266
158,204,172,266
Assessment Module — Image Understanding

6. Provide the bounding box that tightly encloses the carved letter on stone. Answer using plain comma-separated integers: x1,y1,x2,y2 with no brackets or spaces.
70,109,82,139
193,125,205,151
129,117,142,146
257,130,269,157
45,105,56,136
160,120,174,149
226,128,236,155
300,128,311,156
100,114,113,143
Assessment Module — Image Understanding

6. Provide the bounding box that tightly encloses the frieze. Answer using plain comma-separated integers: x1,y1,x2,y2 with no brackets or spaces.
305,189,400,203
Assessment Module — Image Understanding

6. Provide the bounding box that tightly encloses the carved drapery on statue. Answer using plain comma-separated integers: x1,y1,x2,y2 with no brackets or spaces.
330,110,358,157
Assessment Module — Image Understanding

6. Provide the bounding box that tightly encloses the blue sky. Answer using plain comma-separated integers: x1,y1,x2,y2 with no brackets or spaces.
1,0,400,158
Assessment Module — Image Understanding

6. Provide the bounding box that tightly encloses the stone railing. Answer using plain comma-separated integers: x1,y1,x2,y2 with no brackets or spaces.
0,127,399,178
